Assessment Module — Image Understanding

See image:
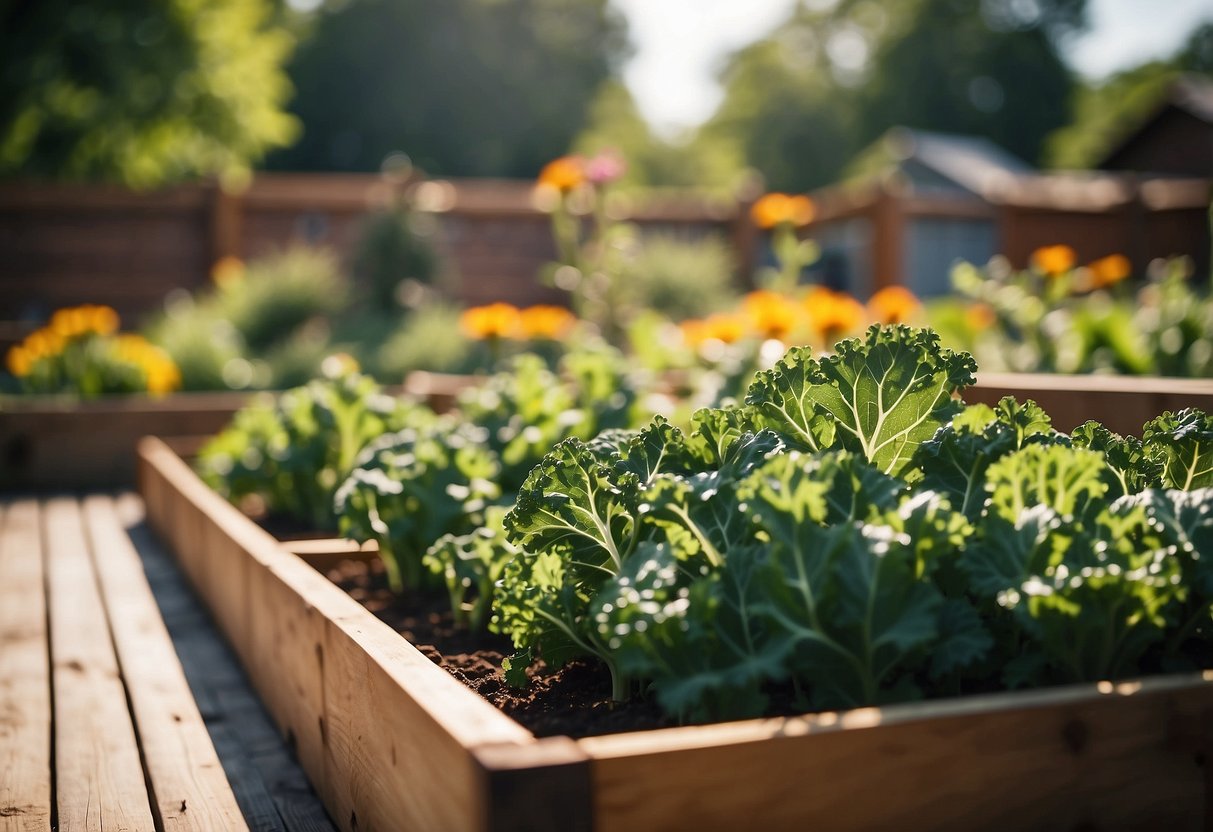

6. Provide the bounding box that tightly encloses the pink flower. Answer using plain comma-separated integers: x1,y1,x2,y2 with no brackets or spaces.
584,151,626,185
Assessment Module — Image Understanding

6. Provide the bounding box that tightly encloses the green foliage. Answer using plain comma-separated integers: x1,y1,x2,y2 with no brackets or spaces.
699,0,1086,190
147,245,350,390
375,303,474,378
490,326,1213,722
335,422,500,592
424,506,517,631
935,256,1213,378
915,398,1066,519
268,0,626,176
353,203,442,312
0,0,298,187
197,369,420,531
621,234,740,320
745,325,975,475
1144,409,1213,491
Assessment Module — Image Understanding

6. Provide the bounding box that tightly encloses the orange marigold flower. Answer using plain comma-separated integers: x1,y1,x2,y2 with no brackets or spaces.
805,288,863,345
701,313,746,345
743,290,799,340
1031,244,1077,277
679,319,708,349
88,304,120,336
459,303,522,340
965,302,997,331
751,193,814,229
5,345,32,377
867,286,920,325
1087,254,1132,289
22,328,65,361
536,156,585,194
519,305,576,340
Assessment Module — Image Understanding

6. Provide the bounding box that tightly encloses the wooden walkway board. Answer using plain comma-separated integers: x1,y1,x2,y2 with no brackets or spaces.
84,495,248,831
45,496,157,832
0,493,325,832
0,500,52,830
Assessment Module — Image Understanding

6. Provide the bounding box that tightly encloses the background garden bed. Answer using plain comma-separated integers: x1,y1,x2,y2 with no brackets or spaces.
139,435,1213,831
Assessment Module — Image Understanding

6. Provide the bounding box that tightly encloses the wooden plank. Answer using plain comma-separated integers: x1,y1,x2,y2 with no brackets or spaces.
83,495,248,831
0,500,52,830
43,497,156,831
580,674,1213,832
120,497,334,832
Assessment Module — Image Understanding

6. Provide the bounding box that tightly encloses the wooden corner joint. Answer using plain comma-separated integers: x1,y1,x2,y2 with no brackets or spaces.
472,737,594,832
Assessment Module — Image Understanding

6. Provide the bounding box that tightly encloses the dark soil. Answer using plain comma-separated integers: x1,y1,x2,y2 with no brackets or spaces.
323,557,674,738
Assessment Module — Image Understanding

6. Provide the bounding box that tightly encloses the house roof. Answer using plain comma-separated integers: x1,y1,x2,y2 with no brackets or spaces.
1097,73,1213,170
848,127,1034,196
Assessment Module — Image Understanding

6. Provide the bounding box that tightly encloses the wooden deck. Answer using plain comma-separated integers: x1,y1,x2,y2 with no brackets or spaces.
0,493,336,832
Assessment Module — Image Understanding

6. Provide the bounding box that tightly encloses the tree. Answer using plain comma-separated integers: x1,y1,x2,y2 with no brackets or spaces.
0,0,299,187
1045,23,1213,169
698,0,1088,191
267,0,628,177
571,80,744,191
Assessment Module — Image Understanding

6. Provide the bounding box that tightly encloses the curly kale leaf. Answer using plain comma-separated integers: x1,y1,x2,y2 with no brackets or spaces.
639,430,783,568
1072,420,1163,497
964,500,1184,684
739,456,950,707
984,444,1110,524
423,505,516,630
593,542,792,720
334,424,499,591
745,325,976,476
916,397,1066,519
1143,409,1213,491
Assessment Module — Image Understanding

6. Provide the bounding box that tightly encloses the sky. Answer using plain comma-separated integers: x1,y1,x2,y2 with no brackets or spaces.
613,0,1213,137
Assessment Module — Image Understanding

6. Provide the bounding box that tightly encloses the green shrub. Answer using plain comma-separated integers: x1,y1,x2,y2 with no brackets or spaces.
624,233,739,320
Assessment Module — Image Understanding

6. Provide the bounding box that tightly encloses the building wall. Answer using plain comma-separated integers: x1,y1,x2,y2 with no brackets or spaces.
1101,108,1213,178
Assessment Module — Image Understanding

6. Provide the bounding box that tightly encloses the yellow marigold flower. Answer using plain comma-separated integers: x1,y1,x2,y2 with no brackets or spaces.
536,156,585,194
965,302,997,331
519,305,576,340
6,345,32,377
805,288,863,345
701,313,746,345
743,290,799,340
212,256,246,288
750,193,815,229
1088,254,1131,289
867,286,920,325
1031,244,1077,277
460,303,522,340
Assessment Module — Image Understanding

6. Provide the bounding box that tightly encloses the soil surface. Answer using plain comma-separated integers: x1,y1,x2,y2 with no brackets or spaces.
323,557,675,738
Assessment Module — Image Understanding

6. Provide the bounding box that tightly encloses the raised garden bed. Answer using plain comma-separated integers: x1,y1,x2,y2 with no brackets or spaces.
139,435,1213,831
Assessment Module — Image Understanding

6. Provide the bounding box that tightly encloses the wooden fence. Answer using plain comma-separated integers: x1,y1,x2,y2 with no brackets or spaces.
0,175,746,333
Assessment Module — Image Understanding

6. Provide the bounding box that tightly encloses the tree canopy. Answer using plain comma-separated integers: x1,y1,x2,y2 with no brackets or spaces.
1044,23,1213,169
266,0,628,178
0,0,299,188
694,0,1089,191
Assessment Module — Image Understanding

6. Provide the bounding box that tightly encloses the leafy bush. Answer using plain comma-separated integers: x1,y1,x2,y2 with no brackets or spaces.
623,233,739,320
197,367,425,530
495,325,1213,720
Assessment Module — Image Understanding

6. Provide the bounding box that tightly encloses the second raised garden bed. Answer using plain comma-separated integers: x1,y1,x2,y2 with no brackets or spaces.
139,435,1213,832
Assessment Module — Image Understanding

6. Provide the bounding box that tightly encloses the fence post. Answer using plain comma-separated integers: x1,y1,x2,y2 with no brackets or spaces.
208,179,244,268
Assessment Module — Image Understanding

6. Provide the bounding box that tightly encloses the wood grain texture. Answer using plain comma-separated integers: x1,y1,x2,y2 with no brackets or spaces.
0,501,52,831
581,674,1213,832
44,497,156,832
967,374,1213,436
83,495,248,832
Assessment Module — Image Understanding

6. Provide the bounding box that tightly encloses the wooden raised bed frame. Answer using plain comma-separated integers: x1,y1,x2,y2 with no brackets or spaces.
138,436,1213,831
